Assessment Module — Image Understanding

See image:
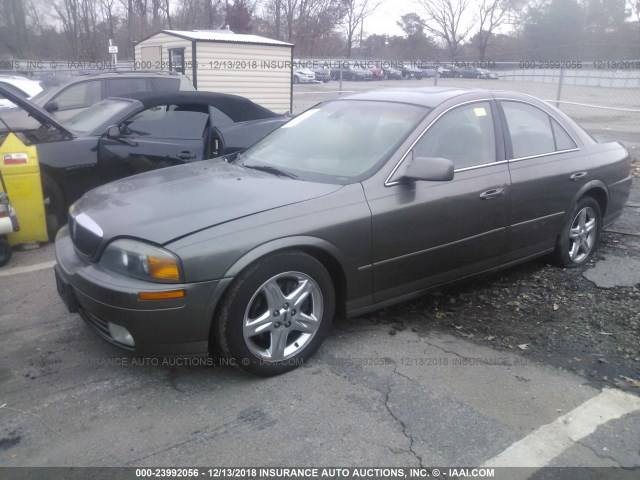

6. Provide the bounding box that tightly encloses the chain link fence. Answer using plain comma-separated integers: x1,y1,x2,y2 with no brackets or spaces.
2,58,638,161
291,60,640,162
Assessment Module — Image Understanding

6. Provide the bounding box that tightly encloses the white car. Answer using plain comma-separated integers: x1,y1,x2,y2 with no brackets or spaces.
0,75,43,109
293,67,316,84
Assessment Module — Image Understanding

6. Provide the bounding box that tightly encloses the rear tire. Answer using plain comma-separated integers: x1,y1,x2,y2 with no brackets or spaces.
0,237,12,267
553,197,602,268
215,250,335,377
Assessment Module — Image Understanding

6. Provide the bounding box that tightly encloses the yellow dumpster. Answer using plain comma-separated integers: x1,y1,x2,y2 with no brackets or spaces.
0,133,48,245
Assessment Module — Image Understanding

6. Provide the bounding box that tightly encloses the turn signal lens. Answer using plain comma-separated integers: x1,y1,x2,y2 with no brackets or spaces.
148,256,180,282
138,290,186,301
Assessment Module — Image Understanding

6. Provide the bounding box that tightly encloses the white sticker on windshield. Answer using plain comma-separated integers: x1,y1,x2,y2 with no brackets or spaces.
474,107,487,117
281,109,319,128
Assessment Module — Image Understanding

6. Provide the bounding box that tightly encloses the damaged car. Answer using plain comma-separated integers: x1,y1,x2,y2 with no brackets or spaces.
0,85,289,235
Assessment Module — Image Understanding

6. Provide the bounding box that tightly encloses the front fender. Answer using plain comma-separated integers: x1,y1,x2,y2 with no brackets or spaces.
221,235,347,279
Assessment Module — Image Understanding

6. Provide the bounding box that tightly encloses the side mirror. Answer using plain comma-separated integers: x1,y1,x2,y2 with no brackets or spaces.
45,101,59,113
106,125,121,139
395,155,454,183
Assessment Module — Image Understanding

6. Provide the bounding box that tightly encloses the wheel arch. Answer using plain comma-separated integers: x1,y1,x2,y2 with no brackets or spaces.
570,180,609,219
207,236,349,351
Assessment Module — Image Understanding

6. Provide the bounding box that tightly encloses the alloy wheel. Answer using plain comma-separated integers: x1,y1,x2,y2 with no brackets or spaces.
568,206,597,263
243,271,323,362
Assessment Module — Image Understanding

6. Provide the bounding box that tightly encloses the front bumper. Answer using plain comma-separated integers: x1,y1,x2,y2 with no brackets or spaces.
55,227,226,355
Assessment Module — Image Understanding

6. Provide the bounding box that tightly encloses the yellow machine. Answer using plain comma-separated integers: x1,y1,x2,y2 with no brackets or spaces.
0,133,48,245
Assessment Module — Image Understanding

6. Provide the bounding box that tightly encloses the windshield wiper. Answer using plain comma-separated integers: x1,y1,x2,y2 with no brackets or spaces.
243,164,298,179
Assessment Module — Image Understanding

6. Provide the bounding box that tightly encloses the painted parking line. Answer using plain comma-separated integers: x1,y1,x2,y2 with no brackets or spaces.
0,260,57,278
483,388,640,469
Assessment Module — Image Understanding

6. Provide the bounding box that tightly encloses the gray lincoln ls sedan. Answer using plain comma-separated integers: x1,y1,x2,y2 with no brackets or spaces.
55,87,632,376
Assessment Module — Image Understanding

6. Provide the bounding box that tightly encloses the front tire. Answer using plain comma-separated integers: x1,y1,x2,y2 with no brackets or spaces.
41,173,66,241
215,251,335,377
553,197,602,267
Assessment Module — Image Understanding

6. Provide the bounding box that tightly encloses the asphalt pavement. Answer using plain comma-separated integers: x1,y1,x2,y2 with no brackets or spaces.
1,231,639,475
1,81,640,475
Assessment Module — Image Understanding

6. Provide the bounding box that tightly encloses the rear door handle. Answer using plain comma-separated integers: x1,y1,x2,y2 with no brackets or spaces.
480,188,505,200
177,152,197,160
570,171,588,181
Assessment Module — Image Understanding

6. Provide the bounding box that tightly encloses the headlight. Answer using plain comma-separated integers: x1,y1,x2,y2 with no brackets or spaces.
100,239,182,283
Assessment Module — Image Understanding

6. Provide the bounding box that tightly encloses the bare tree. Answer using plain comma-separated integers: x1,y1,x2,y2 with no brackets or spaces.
342,0,381,58
264,0,285,39
259,0,344,54
417,0,474,59
281,0,298,42
52,0,81,58
1,0,29,55
476,0,512,60
632,0,640,21
99,0,117,38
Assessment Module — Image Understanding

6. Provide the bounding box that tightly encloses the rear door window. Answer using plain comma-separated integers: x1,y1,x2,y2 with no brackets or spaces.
502,101,558,158
123,107,208,140
107,78,149,97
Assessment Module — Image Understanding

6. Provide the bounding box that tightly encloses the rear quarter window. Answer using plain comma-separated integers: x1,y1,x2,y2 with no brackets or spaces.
107,78,149,97
149,78,181,91
551,119,577,151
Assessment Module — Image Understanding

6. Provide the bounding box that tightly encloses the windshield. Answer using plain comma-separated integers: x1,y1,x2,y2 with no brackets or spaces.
30,85,56,104
63,98,132,135
240,100,428,183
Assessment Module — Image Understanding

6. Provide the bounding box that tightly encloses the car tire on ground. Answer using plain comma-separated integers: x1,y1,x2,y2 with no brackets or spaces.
553,196,602,268
215,250,335,377
0,237,12,267
41,173,66,240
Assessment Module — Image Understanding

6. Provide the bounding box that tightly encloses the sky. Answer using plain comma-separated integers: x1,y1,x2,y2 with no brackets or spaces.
362,0,413,37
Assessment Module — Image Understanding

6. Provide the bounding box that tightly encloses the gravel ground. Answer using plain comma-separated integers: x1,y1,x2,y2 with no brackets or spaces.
354,173,640,395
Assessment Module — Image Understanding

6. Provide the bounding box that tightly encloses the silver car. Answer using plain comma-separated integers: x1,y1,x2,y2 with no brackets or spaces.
31,71,194,121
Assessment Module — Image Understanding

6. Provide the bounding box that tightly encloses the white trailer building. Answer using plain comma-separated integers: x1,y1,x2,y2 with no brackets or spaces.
134,30,293,113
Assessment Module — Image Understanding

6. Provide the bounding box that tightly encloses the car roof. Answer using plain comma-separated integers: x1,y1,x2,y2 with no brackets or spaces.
0,75,41,86
342,87,485,108
116,91,280,122
341,86,538,108
0,74,34,80
50,71,184,88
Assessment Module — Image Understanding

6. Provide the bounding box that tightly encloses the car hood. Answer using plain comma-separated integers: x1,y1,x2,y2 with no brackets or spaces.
72,159,342,248
0,84,72,135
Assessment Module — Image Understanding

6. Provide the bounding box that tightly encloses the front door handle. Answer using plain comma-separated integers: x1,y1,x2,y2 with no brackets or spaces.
177,152,197,160
570,171,588,181
480,188,505,200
